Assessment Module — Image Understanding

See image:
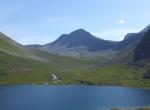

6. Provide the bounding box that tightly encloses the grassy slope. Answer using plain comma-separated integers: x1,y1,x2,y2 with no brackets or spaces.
0,32,150,88
2,48,149,88
0,32,91,84
0,49,92,84
0,49,150,87
0,32,27,54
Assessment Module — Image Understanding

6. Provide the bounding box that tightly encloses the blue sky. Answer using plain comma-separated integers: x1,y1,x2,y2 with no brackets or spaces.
0,0,150,45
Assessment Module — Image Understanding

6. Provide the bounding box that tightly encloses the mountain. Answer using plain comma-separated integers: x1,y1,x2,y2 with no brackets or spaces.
41,29,118,57
27,26,150,57
1,26,150,87
112,25,150,64
117,32,144,50
117,25,150,50
46,29,117,51
27,29,119,57
134,28,150,61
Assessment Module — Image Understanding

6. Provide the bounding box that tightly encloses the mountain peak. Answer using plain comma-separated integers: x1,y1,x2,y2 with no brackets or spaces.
69,28,92,38
73,28,87,32
78,28,87,31
45,28,117,52
70,28,89,34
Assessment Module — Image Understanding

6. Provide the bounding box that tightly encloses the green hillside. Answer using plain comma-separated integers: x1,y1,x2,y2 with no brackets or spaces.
0,50,91,84
0,32,150,88
0,32,92,84
0,32,28,54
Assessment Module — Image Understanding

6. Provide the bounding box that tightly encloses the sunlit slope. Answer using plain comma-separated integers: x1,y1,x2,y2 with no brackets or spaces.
0,32,28,54
0,32,45,61
0,32,92,84
0,50,91,84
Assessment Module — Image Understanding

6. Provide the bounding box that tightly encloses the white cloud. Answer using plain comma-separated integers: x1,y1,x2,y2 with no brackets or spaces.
116,19,126,24
92,28,141,41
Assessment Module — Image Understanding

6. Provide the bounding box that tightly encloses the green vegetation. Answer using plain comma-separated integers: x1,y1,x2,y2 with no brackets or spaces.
0,32,150,88
0,44,150,88
0,50,91,84
58,64,150,88
0,33,26,54
0,48,150,88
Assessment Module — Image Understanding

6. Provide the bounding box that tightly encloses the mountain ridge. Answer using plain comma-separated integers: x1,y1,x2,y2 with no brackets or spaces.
27,25,150,57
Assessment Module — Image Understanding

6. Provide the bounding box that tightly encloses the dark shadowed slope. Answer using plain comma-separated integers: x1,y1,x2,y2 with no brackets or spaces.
134,28,150,61
117,32,144,50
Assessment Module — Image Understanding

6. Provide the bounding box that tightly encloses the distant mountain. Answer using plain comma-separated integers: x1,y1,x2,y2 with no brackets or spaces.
27,25,150,57
43,29,117,51
134,28,150,61
30,29,118,57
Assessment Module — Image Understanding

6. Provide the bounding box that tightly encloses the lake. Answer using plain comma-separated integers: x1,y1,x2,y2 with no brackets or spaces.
0,85,150,110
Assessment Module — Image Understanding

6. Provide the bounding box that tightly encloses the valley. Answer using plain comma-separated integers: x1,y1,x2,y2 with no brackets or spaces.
0,25,150,88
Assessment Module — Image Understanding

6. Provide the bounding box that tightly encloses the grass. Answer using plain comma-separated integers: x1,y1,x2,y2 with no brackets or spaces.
0,49,91,84
0,48,150,88
0,49,150,88
57,64,150,88
0,33,25,53
0,33,150,88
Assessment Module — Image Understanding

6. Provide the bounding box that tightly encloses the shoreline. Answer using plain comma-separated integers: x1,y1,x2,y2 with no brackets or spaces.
0,83,150,90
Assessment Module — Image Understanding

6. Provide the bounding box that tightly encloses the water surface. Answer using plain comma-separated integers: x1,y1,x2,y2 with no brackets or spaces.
0,85,150,110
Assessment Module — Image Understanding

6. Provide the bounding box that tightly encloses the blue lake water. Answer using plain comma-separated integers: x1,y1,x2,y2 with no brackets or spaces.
0,85,150,110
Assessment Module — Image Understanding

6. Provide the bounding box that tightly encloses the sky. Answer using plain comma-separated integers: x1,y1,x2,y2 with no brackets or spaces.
0,0,150,45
